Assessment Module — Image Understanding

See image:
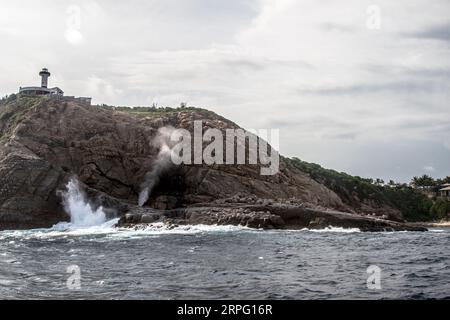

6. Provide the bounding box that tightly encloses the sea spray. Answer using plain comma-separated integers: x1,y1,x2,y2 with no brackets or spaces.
138,127,176,206
62,178,107,227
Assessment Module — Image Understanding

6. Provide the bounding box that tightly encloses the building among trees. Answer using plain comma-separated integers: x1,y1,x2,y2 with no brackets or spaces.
439,184,450,198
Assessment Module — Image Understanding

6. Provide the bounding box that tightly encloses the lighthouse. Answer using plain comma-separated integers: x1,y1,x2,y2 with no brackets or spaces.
39,68,51,88
18,68,91,105
19,68,63,96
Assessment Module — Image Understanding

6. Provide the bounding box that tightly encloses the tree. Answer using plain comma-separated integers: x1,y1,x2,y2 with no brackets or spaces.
411,175,435,188
388,180,398,187
430,199,450,220
439,176,450,185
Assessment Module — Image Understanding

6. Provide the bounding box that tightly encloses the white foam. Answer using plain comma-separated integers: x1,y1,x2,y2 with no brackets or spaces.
0,222,363,241
101,223,255,241
299,226,361,233
116,223,253,236
0,222,253,241
0,219,119,240
429,229,446,233
62,178,107,227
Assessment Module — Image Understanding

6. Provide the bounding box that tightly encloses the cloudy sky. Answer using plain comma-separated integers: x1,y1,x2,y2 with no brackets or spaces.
1,0,449,182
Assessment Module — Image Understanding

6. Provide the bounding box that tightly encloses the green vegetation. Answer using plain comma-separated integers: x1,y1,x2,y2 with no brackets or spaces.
110,104,210,117
382,186,434,221
104,103,237,125
288,157,447,222
410,174,450,190
0,95,43,143
0,93,18,105
287,157,386,202
430,199,450,220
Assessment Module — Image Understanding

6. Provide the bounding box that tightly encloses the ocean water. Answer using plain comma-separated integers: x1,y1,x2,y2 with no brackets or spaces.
0,221,449,300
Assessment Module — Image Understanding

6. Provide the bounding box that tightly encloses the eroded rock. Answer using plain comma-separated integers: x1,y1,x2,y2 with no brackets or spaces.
0,96,419,231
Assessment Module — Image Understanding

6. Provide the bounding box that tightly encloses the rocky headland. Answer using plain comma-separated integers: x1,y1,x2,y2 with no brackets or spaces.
0,95,427,231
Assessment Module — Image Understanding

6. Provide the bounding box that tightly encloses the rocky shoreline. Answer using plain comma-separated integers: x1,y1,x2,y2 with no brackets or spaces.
408,221,450,228
0,97,429,232
117,202,428,232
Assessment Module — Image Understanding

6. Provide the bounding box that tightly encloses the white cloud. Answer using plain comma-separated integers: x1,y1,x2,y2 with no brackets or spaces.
64,28,84,46
423,166,436,173
1,0,450,181
85,76,123,104
64,5,84,46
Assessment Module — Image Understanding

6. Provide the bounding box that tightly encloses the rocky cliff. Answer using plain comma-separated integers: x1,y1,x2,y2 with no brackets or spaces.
0,95,425,231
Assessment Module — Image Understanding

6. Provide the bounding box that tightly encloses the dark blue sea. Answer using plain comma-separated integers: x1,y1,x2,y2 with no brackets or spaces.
1,221,449,299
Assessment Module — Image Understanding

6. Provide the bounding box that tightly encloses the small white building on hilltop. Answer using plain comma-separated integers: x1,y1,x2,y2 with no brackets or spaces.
19,68,91,105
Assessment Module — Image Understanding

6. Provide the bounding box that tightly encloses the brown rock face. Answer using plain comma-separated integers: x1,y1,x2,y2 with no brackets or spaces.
0,96,404,230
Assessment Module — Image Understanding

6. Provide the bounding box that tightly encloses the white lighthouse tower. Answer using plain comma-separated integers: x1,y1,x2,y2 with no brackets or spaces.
39,68,51,88
19,68,91,105
19,68,63,96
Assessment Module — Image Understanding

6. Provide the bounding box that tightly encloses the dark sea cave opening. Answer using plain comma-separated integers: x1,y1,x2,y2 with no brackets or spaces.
143,167,187,210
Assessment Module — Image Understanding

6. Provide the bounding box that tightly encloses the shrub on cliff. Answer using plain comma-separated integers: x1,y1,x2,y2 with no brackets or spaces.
430,199,450,220
382,185,433,221
288,157,434,222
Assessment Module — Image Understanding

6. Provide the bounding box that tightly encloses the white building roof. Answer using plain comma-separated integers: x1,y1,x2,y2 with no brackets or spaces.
440,186,450,191
19,86,64,95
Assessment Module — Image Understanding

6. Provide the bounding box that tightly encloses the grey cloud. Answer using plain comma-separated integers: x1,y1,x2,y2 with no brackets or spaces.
2,0,450,182
321,132,358,140
298,81,449,96
219,58,313,72
404,23,450,42
320,23,355,33
364,64,450,80
266,115,352,131
220,59,267,71
408,68,450,79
